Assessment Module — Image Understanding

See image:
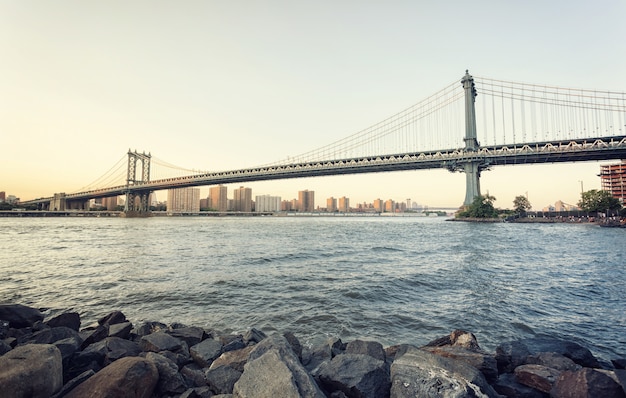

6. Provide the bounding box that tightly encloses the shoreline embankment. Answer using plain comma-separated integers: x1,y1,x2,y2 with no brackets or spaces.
1,304,625,397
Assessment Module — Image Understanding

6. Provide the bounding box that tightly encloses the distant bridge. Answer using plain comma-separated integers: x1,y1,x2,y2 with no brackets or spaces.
21,71,626,214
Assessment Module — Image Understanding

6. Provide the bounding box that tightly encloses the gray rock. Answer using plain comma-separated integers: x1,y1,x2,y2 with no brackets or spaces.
146,352,188,395
181,386,215,398
210,345,255,372
98,310,127,326
514,364,561,393
167,326,206,347
17,326,81,345
303,341,332,373
79,324,109,349
234,348,326,398
191,338,223,367
0,343,63,398
346,339,386,361
67,336,141,380
284,331,303,361
51,369,95,398
133,321,168,337
243,327,267,344
205,365,242,394
65,356,158,398
491,372,547,398
140,331,184,352
526,352,581,371
425,330,482,351
181,362,208,387
390,346,499,398
495,337,600,373
0,304,44,328
422,345,499,383
223,336,246,352
46,312,81,331
108,321,133,339
551,368,626,398
317,353,390,398
0,340,11,355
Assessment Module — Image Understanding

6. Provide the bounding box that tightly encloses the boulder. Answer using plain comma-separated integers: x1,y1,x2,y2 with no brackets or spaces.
210,345,255,372
17,325,82,346
284,331,303,361
345,339,386,361
98,310,128,326
243,327,267,345
205,365,242,394
145,352,188,396
422,345,499,383
303,341,333,373
65,356,158,398
109,321,133,339
52,369,95,398
79,324,109,349
317,353,390,398
167,326,207,347
495,337,600,373
526,352,581,371
140,331,184,352
491,372,547,398
234,348,326,398
0,304,44,328
46,312,81,331
67,336,141,380
0,343,63,398
551,368,626,398
514,364,561,393
390,346,500,398
190,338,223,367
425,329,482,351
133,321,168,337
180,362,208,387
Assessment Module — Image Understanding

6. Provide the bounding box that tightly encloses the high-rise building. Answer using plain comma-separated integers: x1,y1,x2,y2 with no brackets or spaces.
167,187,200,212
326,197,337,212
233,186,252,212
281,200,293,211
373,198,383,213
338,196,349,213
600,160,626,204
255,195,281,212
384,199,395,213
298,190,315,212
209,185,228,212
0,191,5,202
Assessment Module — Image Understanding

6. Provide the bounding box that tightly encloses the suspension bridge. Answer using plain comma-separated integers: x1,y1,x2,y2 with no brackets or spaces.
21,71,626,215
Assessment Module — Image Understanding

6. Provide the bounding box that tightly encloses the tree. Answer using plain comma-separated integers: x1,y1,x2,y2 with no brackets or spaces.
457,194,499,218
513,195,531,214
577,189,622,213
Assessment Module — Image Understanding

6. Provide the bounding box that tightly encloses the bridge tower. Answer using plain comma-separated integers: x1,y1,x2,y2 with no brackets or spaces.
460,70,488,206
124,150,152,215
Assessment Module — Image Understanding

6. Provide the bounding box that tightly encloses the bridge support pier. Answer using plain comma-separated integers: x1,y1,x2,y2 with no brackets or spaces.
50,193,66,211
463,161,481,206
460,70,489,207
123,150,152,217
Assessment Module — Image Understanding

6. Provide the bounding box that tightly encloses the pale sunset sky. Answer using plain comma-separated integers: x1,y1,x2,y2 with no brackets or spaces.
1,1,625,209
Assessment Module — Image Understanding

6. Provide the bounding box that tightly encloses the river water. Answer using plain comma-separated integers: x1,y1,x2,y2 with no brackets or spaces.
1,216,624,361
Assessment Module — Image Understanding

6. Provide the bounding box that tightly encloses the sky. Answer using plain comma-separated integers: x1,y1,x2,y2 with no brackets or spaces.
2,1,625,209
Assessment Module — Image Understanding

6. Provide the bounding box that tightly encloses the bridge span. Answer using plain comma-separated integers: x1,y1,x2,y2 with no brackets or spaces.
20,71,626,214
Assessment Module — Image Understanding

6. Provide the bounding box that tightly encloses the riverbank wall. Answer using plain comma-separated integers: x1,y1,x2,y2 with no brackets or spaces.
1,304,625,397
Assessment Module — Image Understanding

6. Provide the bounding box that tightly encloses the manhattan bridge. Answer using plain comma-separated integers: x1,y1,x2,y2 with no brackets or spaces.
22,71,626,215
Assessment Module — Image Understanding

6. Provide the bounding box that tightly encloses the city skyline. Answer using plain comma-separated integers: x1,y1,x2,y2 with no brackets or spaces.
2,2,625,209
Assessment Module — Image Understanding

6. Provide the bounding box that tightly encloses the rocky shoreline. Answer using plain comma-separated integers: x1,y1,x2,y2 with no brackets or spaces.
1,304,625,397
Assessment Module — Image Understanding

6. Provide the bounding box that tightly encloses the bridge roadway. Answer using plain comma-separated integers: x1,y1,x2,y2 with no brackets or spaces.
22,135,626,206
